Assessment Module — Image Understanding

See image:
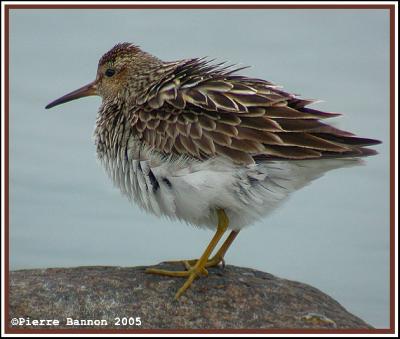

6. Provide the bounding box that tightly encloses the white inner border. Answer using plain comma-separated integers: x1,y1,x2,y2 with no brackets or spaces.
1,1,398,337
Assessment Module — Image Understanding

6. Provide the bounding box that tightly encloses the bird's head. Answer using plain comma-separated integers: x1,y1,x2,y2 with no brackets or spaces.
45,43,162,109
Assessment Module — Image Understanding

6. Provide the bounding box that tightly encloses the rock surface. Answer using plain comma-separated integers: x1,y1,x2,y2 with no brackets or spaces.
9,264,371,330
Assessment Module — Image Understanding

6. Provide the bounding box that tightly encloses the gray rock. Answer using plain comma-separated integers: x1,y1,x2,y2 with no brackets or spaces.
9,264,371,329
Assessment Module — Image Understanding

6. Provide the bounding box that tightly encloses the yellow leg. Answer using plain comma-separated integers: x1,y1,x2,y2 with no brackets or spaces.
146,209,230,299
167,230,239,269
205,230,239,267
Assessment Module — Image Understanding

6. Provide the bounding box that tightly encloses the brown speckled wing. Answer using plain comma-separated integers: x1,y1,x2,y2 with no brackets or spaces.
130,59,380,165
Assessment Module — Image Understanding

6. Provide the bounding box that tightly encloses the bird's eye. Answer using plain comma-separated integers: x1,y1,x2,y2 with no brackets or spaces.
105,68,115,77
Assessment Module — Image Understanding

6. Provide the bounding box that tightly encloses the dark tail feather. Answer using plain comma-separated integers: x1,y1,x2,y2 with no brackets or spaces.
317,146,379,159
313,133,382,147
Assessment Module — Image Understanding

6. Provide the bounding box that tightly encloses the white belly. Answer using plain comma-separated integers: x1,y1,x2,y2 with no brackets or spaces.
96,138,361,230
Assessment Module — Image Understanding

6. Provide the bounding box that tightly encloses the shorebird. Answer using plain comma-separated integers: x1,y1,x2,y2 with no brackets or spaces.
46,43,380,299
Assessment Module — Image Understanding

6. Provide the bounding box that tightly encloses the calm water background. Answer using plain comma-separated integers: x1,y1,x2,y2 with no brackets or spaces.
10,9,390,328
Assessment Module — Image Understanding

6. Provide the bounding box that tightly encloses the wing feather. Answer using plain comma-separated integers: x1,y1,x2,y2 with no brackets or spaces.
129,58,380,164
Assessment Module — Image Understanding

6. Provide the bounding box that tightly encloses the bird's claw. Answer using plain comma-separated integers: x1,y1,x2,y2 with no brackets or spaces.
146,262,208,299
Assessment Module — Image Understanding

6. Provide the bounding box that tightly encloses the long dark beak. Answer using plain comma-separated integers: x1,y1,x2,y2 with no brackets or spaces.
45,81,97,109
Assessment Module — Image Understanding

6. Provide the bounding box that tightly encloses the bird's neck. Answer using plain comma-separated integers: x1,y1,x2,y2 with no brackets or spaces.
123,56,166,100
94,99,137,159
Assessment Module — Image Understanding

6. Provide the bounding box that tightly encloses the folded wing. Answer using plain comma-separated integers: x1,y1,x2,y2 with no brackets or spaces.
130,58,381,165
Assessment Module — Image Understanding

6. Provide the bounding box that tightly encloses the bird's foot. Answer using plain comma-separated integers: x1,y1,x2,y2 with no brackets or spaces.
145,263,208,278
163,255,225,269
174,263,207,299
146,209,232,299
145,261,210,299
